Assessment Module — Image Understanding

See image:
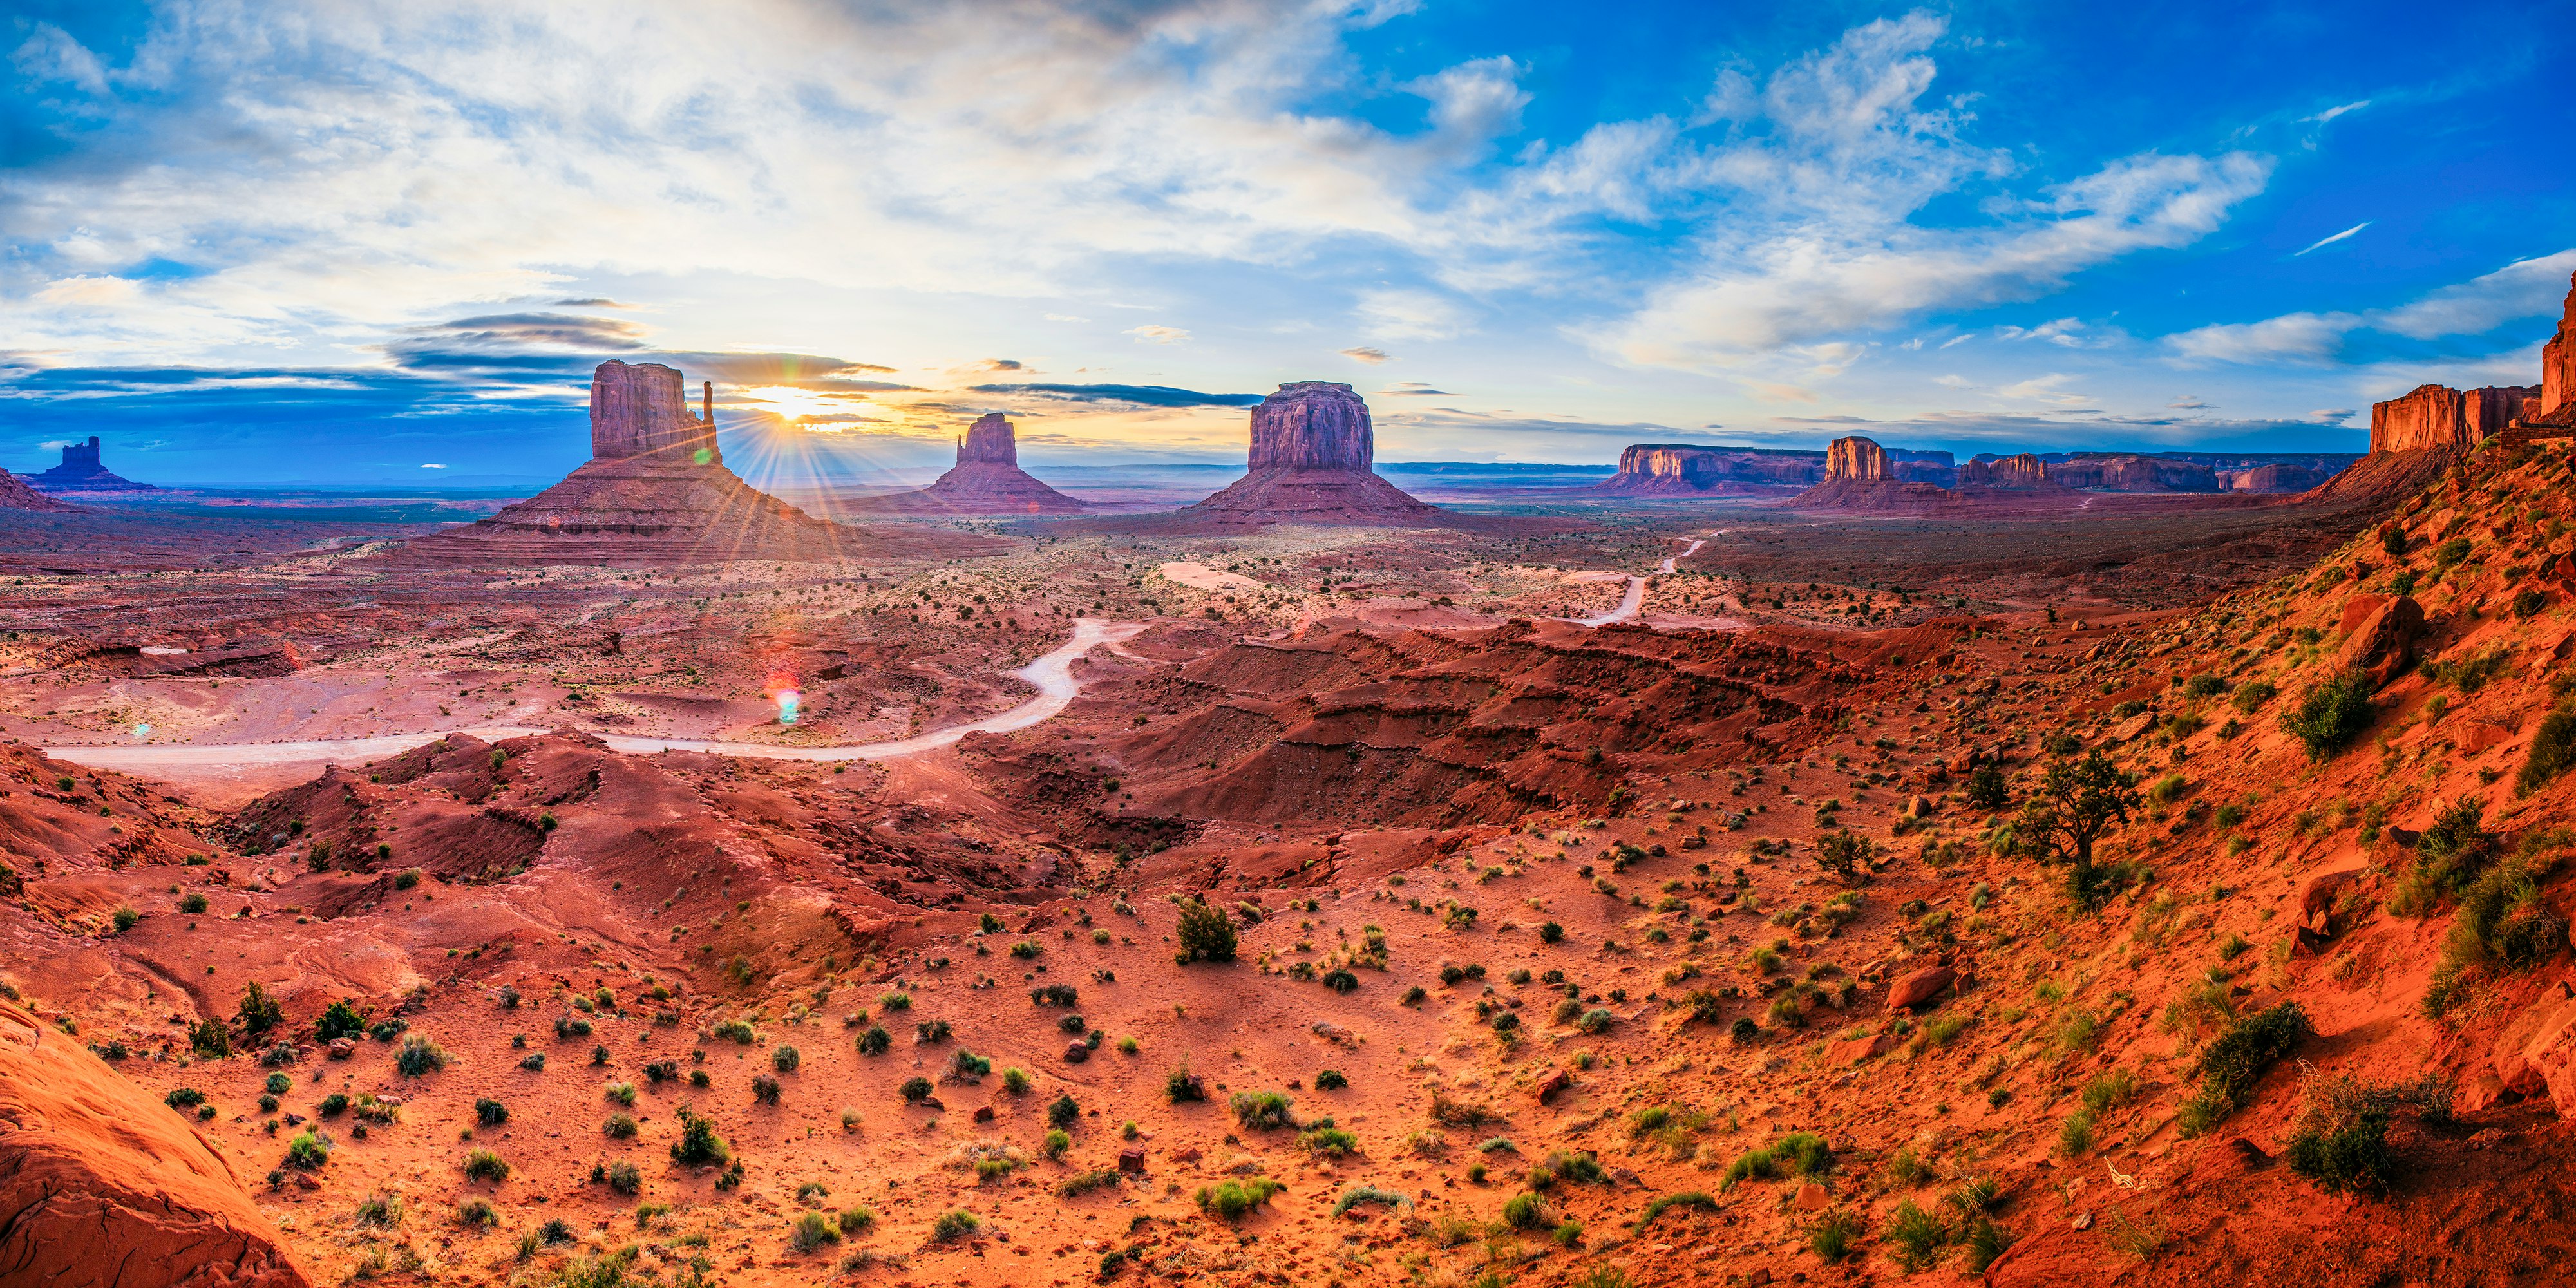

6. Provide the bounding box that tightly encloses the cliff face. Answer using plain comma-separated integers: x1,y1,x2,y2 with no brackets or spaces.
1825,436,1892,481
1247,381,1372,471
2230,462,2331,493
1602,444,1823,492
957,413,1019,466
590,360,718,463
2044,455,2221,493
2543,272,2576,419
1960,453,2053,489
2368,383,2535,453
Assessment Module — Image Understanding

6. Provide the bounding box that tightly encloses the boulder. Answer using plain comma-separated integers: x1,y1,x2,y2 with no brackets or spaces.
1886,966,1955,1011
1826,1032,1893,1066
2295,866,2367,952
1791,1180,1833,1211
2334,595,2425,689
327,1037,355,1059
1117,1148,1147,1175
1063,1042,1091,1064
1535,1067,1575,1102
0,999,314,1288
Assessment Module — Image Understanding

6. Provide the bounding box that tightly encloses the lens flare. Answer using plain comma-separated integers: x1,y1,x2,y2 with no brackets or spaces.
766,672,802,726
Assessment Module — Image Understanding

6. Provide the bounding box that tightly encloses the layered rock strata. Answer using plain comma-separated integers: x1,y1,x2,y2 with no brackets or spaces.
1598,444,1823,493
840,413,1086,515
1959,453,2056,489
390,360,853,567
2371,383,2536,453
1790,436,1960,511
2044,455,2221,493
1179,383,1443,525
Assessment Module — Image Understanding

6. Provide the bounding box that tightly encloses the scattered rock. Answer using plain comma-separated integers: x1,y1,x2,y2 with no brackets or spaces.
327,1038,354,1060
1117,1148,1146,1175
1886,966,1956,1012
1791,1181,1832,1211
1535,1068,1575,1102
2334,594,2425,690
1063,1043,1090,1064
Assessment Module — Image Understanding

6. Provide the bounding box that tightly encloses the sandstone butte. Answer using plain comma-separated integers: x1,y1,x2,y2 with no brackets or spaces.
1956,452,2059,489
835,413,1086,515
383,360,979,569
1786,435,1962,511
1077,380,1448,531
0,998,312,1288
27,435,159,493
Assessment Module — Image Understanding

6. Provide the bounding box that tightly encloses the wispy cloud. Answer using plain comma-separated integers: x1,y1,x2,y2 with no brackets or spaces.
2291,221,2369,256
1125,325,1191,345
1339,346,1390,365
2166,248,2576,365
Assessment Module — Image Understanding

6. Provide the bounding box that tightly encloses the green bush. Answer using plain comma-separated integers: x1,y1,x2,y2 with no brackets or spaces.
1501,1191,1551,1229
2179,1002,2309,1135
1964,762,2008,810
1884,1197,1947,1271
188,1019,230,1060
791,1210,839,1253
2230,680,2277,714
752,1075,781,1104
178,892,208,914
461,1148,509,1182
2280,669,2376,759
264,1071,292,1095
1175,900,1238,964
837,1206,875,1235
1331,1184,1408,1217
1810,1209,1861,1262
772,1045,800,1073
2519,711,2576,795
1229,1090,1295,1130
931,1209,980,1241
601,1160,640,1193
604,1112,638,1139
2288,1110,2394,1194
1195,1178,1283,1220
670,1109,730,1166
1638,1191,1716,1227
1719,1132,1831,1189
394,1035,448,1077
857,1024,891,1056
283,1129,330,1170
1314,1068,1348,1090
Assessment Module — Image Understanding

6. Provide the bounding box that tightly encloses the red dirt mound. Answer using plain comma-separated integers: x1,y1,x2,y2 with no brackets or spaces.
0,998,312,1288
0,471,79,512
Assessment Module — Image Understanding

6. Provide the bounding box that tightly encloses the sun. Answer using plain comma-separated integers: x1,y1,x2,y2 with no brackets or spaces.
741,384,846,423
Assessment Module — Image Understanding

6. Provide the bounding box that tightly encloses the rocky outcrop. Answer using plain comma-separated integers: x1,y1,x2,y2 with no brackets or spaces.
590,359,717,462
386,361,975,568
2371,384,2535,453
2543,272,2576,419
1958,453,2054,489
0,999,313,1288
2045,455,2221,493
2228,462,2331,493
1169,383,1443,526
1825,436,1892,481
1599,444,1823,493
0,471,77,511
27,436,157,492
1887,965,1956,1010
2335,593,2424,690
840,413,1087,515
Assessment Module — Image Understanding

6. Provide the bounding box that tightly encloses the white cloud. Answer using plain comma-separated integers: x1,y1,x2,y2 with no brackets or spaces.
1125,325,1190,345
2312,408,2355,422
1340,346,1390,364
2164,248,2576,365
1356,289,1465,341
2291,221,2369,256
2168,395,2210,409
1594,15,2267,372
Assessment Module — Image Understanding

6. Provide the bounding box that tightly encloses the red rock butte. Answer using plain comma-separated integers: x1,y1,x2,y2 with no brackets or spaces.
27,435,158,493
1597,443,1823,494
837,413,1086,515
386,360,866,569
1169,381,1444,527
1790,435,1962,511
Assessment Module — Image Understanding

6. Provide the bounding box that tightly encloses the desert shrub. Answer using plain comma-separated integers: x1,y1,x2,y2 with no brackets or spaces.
601,1159,641,1193
236,981,285,1037
1165,1066,1206,1103
2281,669,2376,759
603,1111,639,1138
476,1097,508,1126
2178,1002,2309,1135
1501,1191,1552,1229
1048,1094,1081,1128
1174,900,1238,964
454,1197,500,1228
1320,967,1359,992
1810,1209,1862,1262
1002,1066,1032,1094
772,1045,800,1073
857,1025,892,1056
391,1035,448,1077
2058,1111,2095,1156
1964,762,2008,810
461,1148,509,1182
899,1076,934,1103
932,1209,981,1240
837,1205,876,1234
1884,1197,1948,1271
712,1018,756,1043
316,1092,347,1117
1814,831,1876,885
2081,1068,2141,1117
605,1081,637,1105
1719,1133,1830,1189
670,1108,730,1166
188,1019,231,1059
791,1210,840,1253
1196,1178,1283,1220
1963,1215,2018,1272
916,1018,953,1043
1230,1090,1295,1130
1314,1068,1348,1090
1331,1184,1408,1217
1545,1150,1607,1185
752,1075,781,1104
2389,798,2500,918
2289,1110,2394,1194
283,1129,331,1170
2519,710,2576,795
1730,1016,1759,1045
1638,1191,1716,1227
1298,1124,1358,1157
519,1053,545,1072
949,1049,991,1079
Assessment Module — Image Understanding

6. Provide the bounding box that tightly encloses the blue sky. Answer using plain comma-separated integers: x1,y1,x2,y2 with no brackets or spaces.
4,0,2571,485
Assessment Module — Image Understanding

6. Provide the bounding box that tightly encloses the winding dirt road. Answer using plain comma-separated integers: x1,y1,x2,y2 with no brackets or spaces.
1573,536,1707,627
44,618,1146,781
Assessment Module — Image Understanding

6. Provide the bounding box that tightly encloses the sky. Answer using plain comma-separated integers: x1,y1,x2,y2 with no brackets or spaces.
4,0,2573,486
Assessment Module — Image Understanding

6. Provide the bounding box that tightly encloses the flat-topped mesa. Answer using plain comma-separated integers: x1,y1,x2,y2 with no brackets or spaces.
1960,453,2054,489
1248,381,1373,471
2044,455,2221,493
1600,443,1823,493
1825,436,1892,481
2371,383,2536,453
957,413,1019,466
591,360,719,463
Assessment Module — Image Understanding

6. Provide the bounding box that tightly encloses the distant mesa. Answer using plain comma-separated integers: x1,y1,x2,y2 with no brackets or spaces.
1075,382,1448,533
1789,436,1961,511
1598,443,1822,494
839,413,1087,515
2043,454,2221,493
1958,453,2058,490
27,435,158,493
390,360,959,569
